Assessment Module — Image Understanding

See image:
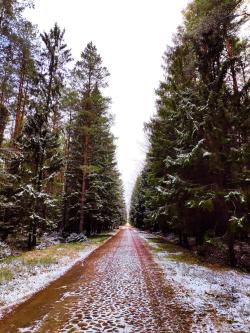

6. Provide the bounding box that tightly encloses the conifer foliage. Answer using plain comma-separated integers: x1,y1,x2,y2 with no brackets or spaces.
130,0,249,267
62,43,125,236
0,1,126,247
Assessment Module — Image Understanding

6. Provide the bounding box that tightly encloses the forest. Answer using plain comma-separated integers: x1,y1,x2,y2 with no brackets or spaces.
130,0,250,269
0,0,249,331
0,0,126,249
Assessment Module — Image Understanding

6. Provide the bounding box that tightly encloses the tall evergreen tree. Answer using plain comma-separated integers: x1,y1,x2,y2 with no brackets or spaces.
0,0,35,146
0,0,36,240
13,24,71,248
62,43,125,235
0,3,125,247
130,0,249,267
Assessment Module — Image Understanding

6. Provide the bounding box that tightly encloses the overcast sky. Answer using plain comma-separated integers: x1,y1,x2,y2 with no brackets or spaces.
25,0,190,207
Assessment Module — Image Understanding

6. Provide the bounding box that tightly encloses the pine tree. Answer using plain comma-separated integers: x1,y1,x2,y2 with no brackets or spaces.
0,0,35,146
0,4,125,247
62,43,125,235
0,0,36,240
11,21,37,142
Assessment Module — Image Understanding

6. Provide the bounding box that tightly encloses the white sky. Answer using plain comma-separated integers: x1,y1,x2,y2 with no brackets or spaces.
25,0,190,207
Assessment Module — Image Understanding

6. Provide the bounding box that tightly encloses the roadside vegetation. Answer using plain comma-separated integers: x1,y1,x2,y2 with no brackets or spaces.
0,0,126,252
130,0,250,270
0,233,111,311
141,231,250,332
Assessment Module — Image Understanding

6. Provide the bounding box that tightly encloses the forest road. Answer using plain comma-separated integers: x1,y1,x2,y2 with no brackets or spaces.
0,226,192,333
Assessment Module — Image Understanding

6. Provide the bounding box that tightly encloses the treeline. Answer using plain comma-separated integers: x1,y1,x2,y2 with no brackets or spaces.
0,0,126,248
130,0,249,267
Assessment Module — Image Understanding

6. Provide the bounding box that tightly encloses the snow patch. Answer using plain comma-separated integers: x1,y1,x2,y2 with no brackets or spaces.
140,231,250,333
0,246,96,318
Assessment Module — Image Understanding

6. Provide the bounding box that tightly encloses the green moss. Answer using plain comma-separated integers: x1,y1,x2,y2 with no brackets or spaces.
0,268,13,282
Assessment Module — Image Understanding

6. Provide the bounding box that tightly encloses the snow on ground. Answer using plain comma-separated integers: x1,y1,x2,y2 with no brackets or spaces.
140,231,250,333
0,245,97,318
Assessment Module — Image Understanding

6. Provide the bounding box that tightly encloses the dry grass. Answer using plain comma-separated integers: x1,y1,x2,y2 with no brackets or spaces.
23,256,58,266
2,233,110,268
17,243,86,266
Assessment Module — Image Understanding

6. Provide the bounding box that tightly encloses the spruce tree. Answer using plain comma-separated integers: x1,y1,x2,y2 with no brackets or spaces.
14,24,71,248
130,0,249,267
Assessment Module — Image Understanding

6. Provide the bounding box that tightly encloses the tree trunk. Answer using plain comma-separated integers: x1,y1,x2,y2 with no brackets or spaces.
79,130,89,233
86,219,91,237
28,148,44,248
60,113,72,233
183,233,190,249
225,39,239,96
228,232,236,267
32,219,37,247
196,231,204,246
179,232,183,246
28,228,32,250
12,53,26,142
20,81,28,128
0,104,8,147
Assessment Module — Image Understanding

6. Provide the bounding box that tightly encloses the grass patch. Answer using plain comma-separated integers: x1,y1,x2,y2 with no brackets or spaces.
21,242,87,265
20,234,109,264
89,234,110,244
0,233,110,273
148,237,201,264
148,237,166,245
149,238,177,253
0,268,13,282
168,253,200,264
0,255,17,264
54,243,86,251
23,256,58,266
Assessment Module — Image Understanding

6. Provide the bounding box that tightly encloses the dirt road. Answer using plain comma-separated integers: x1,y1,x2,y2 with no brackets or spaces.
0,227,192,332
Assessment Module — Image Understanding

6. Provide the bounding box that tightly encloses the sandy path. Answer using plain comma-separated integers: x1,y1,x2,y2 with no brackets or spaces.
0,227,192,332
